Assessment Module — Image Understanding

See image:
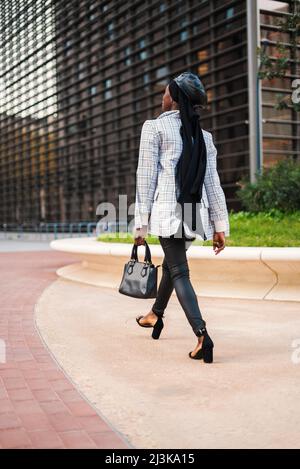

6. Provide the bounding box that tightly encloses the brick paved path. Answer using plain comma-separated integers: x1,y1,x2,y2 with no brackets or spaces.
0,251,129,449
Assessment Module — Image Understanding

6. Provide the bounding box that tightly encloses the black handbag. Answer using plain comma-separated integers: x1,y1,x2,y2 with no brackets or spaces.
118,240,161,299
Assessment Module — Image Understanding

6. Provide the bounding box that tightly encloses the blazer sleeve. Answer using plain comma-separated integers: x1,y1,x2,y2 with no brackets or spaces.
204,132,230,235
134,120,160,228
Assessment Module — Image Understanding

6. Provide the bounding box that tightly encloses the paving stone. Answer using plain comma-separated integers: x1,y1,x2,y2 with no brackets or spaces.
0,251,129,449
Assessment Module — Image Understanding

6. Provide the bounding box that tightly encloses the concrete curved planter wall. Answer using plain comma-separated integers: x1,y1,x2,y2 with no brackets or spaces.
50,237,300,302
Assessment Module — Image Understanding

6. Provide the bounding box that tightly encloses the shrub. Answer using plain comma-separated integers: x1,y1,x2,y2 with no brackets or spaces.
236,159,300,212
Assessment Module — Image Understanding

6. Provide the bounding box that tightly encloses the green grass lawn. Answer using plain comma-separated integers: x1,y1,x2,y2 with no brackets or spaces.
97,210,300,247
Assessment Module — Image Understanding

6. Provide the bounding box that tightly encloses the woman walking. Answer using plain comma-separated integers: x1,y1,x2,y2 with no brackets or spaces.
133,72,230,363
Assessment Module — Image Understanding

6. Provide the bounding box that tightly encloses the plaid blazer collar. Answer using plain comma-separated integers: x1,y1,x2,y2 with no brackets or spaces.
157,110,180,119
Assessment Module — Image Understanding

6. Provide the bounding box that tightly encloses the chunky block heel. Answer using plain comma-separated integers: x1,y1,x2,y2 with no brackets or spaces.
152,317,164,340
202,331,214,363
203,346,213,363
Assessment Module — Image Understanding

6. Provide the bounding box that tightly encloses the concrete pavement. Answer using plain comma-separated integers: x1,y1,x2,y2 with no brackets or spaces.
36,276,300,449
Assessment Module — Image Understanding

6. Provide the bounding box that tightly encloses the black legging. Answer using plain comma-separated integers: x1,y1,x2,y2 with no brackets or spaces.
151,222,206,336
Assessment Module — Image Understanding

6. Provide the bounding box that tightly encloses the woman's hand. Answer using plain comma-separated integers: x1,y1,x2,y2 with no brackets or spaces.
213,231,226,255
133,225,148,245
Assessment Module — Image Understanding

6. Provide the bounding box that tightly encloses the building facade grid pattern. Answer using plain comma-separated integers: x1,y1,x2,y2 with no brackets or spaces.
0,0,298,225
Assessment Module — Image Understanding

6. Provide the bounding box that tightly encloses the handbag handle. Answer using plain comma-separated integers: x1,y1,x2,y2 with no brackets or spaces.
130,240,152,264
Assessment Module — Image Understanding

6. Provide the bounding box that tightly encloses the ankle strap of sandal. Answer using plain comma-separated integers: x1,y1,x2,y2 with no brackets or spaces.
195,326,207,337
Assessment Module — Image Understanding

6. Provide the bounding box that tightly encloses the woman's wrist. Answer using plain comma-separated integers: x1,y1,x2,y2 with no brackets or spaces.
133,225,148,239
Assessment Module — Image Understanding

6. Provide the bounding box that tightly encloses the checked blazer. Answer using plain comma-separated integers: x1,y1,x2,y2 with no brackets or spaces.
134,110,230,241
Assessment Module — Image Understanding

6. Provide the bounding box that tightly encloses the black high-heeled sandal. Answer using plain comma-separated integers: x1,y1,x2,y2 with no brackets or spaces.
152,316,164,340
136,314,164,339
189,327,214,363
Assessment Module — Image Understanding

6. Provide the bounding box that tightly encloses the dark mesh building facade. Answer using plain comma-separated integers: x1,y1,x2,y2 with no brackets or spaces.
0,0,299,225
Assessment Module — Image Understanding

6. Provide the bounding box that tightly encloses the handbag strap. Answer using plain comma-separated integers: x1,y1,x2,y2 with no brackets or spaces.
130,240,152,264
144,240,152,264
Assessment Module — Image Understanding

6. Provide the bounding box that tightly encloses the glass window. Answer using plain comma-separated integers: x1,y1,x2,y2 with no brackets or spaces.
143,73,150,84
156,66,169,85
139,50,147,60
226,7,235,19
104,79,112,88
104,90,112,99
180,30,188,41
